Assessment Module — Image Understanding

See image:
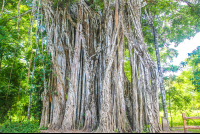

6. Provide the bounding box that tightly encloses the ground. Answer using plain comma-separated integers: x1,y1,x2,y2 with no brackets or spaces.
40,130,94,133
40,127,200,133
161,127,200,133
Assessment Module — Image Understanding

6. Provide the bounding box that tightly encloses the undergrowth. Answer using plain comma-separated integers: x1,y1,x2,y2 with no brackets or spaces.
0,121,40,133
39,126,48,130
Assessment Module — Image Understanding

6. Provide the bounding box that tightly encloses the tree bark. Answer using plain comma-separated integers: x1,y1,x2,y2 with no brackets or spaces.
39,0,162,132
27,48,38,121
144,8,169,123
153,27,169,122
62,22,81,131
39,56,50,128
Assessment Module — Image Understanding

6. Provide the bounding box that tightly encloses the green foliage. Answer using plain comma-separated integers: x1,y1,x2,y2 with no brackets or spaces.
160,110,200,127
142,0,200,64
79,122,83,128
114,129,118,133
53,91,58,95
0,121,40,133
123,43,131,82
141,125,149,133
163,69,197,113
163,49,200,127
39,126,48,130
89,0,104,12
82,113,85,118
52,0,79,10
0,0,53,124
187,46,200,91
0,0,33,123
163,65,180,73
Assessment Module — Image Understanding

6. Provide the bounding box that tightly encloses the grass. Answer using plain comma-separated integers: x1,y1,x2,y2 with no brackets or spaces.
160,110,200,127
172,128,200,133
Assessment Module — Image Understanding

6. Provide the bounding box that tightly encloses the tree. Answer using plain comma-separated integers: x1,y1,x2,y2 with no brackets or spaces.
144,9,169,126
0,0,31,122
34,0,161,132
187,46,200,92
140,0,200,128
2,0,185,132
0,0,51,123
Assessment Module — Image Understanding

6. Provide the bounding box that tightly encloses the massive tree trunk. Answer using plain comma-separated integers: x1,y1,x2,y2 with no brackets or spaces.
49,46,66,130
44,8,67,129
36,0,162,132
62,22,81,130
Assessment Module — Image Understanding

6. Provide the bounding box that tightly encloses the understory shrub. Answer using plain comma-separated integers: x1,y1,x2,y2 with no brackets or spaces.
0,121,40,133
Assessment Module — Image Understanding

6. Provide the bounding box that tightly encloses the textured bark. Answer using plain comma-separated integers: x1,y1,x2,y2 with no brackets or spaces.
27,47,38,121
76,48,83,129
153,27,169,122
37,0,162,132
39,78,50,128
145,8,169,123
144,65,155,132
98,9,118,132
43,6,67,130
139,58,148,128
40,28,50,127
39,59,50,128
126,22,139,131
62,22,81,131
116,28,131,132
137,57,143,133
150,67,162,132
50,68,55,125
129,47,139,132
80,69,86,128
50,45,66,130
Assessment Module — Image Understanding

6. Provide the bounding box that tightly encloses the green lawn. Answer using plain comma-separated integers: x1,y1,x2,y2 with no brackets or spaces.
160,110,200,127
172,128,200,133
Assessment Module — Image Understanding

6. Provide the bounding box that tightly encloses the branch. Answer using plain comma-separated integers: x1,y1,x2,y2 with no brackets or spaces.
160,37,170,49
0,0,5,18
7,9,32,21
179,0,200,18
17,0,22,32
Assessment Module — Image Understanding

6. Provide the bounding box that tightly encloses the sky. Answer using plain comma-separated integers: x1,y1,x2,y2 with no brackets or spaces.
165,32,200,76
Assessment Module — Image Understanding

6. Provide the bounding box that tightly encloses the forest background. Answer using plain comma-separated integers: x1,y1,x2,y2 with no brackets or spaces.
0,0,200,133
